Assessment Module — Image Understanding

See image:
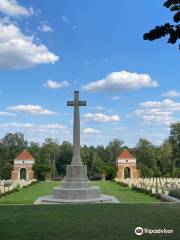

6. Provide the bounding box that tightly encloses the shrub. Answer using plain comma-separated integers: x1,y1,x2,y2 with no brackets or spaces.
33,164,52,180
139,164,154,177
163,172,172,178
172,168,180,178
169,188,180,200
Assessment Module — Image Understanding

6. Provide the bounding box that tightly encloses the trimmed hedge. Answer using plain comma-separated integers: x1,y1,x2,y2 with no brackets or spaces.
169,188,180,200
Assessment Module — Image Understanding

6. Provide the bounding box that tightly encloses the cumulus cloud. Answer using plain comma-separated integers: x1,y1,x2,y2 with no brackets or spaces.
83,113,120,122
0,122,69,143
7,105,56,115
82,71,158,92
0,0,33,17
0,22,59,69
162,90,180,98
83,128,101,134
134,108,174,125
134,99,180,125
44,80,69,89
140,99,180,111
38,22,53,32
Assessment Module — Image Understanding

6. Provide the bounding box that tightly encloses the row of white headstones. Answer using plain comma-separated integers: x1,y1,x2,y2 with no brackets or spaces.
0,179,36,194
116,178,180,195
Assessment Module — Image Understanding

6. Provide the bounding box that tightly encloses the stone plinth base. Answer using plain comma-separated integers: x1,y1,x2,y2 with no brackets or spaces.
53,186,100,199
52,165,102,201
34,194,119,204
35,164,119,204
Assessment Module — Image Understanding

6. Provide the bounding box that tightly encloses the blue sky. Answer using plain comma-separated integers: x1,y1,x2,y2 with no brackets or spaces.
0,0,179,146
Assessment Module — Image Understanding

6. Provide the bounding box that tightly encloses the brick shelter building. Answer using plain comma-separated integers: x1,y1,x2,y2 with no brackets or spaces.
116,149,139,179
11,150,35,181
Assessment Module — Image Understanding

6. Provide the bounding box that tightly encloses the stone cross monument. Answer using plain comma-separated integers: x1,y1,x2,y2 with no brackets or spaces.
36,91,119,203
67,91,86,165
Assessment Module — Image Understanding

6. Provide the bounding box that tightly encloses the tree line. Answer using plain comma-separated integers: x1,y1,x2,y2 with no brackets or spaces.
0,122,179,180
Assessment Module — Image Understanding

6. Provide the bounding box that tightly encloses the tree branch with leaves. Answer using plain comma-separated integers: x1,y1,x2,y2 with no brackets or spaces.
144,0,180,49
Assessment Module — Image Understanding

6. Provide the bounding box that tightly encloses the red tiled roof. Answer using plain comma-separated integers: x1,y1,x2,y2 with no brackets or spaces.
118,149,134,159
15,150,34,161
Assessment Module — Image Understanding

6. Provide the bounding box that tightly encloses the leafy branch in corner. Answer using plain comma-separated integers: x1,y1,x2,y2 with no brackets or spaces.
143,0,180,50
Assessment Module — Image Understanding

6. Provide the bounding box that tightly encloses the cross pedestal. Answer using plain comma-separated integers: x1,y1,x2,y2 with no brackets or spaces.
35,91,119,204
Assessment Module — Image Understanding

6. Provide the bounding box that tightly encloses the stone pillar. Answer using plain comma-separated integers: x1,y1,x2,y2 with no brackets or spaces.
72,91,81,165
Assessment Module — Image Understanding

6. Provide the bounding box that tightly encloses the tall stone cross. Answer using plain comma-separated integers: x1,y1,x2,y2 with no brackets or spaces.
67,91,86,165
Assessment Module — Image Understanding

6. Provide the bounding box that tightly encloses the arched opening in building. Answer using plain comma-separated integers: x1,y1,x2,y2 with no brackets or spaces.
124,167,131,179
20,168,27,180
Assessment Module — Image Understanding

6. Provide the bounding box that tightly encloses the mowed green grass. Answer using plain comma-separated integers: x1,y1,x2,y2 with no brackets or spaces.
0,204,179,240
0,182,179,240
92,181,160,203
0,181,160,204
0,181,60,204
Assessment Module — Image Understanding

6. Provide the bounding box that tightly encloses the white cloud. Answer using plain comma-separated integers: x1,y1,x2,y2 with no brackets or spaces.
7,105,56,115
38,22,53,32
140,99,180,111
0,22,59,69
82,71,158,92
0,122,70,143
44,80,69,89
83,113,120,122
61,16,69,24
162,90,180,98
134,108,174,125
111,96,121,101
134,99,180,125
88,105,114,114
0,0,33,17
83,128,101,134
0,111,15,116
0,122,67,132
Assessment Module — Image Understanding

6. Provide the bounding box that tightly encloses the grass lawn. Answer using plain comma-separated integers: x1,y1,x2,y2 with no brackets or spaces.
0,181,160,204
92,181,160,203
0,181,59,204
0,181,179,240
0,204,179,240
